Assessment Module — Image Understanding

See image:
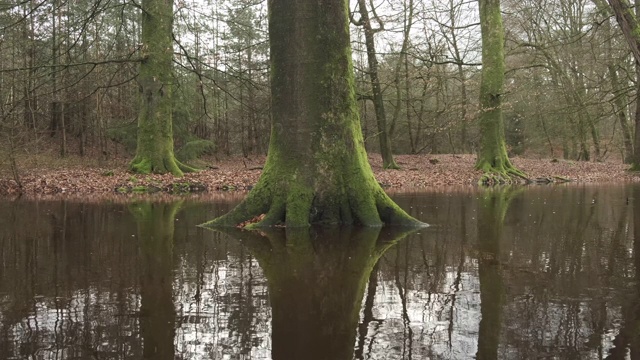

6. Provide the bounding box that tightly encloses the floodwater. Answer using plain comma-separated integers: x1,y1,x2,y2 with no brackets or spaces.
0,184,638,359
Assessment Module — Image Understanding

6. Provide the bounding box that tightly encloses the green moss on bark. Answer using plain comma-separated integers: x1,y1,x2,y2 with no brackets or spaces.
475,0,526,184
202,0,422,228
129,0,192,176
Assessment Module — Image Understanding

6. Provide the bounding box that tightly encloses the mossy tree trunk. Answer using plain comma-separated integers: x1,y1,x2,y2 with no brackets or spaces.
475,0,525,184
353,0,399,169
130,0,193,176
202,0,422,228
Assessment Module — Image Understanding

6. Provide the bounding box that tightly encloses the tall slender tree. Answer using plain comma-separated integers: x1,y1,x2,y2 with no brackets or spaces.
352,0,400,169
475,0,526,183
203,0,423,228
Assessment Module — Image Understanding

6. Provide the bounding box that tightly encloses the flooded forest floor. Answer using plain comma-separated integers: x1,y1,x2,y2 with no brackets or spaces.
1,153,639,197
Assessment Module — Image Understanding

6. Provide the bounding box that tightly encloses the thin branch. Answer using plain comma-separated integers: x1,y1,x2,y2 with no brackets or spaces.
0,57,144,73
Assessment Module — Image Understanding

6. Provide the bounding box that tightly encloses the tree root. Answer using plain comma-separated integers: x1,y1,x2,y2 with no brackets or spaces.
129,156,199,176
177,160,199,173
200,183,427,229
478,168,529,186
476,157,529,186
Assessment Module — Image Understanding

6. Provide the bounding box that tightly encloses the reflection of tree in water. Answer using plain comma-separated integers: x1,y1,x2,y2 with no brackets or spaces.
359,186,637,359
1,188,640,359
476,188,517,359
0,201,144,359
358,192,480,359
171,203,271,359
0,199,271,359
224,246,262,356
501,186,635,359
606,184,640,359
220,226,414,360
130,202,181,359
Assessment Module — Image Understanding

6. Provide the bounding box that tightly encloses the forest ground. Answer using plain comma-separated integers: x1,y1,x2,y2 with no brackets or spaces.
1,151,639,198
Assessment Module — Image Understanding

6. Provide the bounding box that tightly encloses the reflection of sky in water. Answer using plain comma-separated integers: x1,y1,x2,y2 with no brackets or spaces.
5,291,141,359
0,185,638,359
364,271,480,360
0,249,633,359
174,258,272,360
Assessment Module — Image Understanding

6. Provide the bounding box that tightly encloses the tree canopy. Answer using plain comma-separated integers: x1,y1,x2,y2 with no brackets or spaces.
0,0,639,182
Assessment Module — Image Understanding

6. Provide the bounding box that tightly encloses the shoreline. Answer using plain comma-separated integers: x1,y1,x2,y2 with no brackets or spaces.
1,154,638,198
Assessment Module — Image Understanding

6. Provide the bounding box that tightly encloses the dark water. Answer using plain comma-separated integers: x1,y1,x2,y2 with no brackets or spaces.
0,185,638,359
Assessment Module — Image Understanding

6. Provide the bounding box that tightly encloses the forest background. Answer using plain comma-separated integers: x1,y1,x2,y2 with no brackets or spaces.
1,0,639,187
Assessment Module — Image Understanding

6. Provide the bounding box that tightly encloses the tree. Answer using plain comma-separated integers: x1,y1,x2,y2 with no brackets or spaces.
606,0,640,170
351,0,400,169
129,0,194,175
475,0,526,183
202,0,423,228
603,10,635,164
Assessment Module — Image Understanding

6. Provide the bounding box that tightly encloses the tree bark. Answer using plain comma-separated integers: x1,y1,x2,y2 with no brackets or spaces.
203,0,422,228
596,1,635,162
609,64,634,163
607,0,640,169
475,0,525,183
608,0,640,63
130,0,193,175
355,0,399,169
634,66,640,169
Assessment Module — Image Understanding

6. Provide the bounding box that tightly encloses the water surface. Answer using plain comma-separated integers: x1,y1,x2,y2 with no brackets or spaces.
0,184,638,359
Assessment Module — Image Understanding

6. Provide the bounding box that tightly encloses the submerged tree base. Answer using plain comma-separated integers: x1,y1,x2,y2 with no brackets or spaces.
476,158,528,186
200,184,426,229
200,160,426,228
210,226,418,359
129,155,198,177
200,0,425,229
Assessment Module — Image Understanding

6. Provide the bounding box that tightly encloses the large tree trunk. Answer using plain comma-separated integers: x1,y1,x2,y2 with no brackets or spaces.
129,0,192,175
634,71,640,169
203,0,422,228
607,0,640,170
475,0,525,183
600,6,635,163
